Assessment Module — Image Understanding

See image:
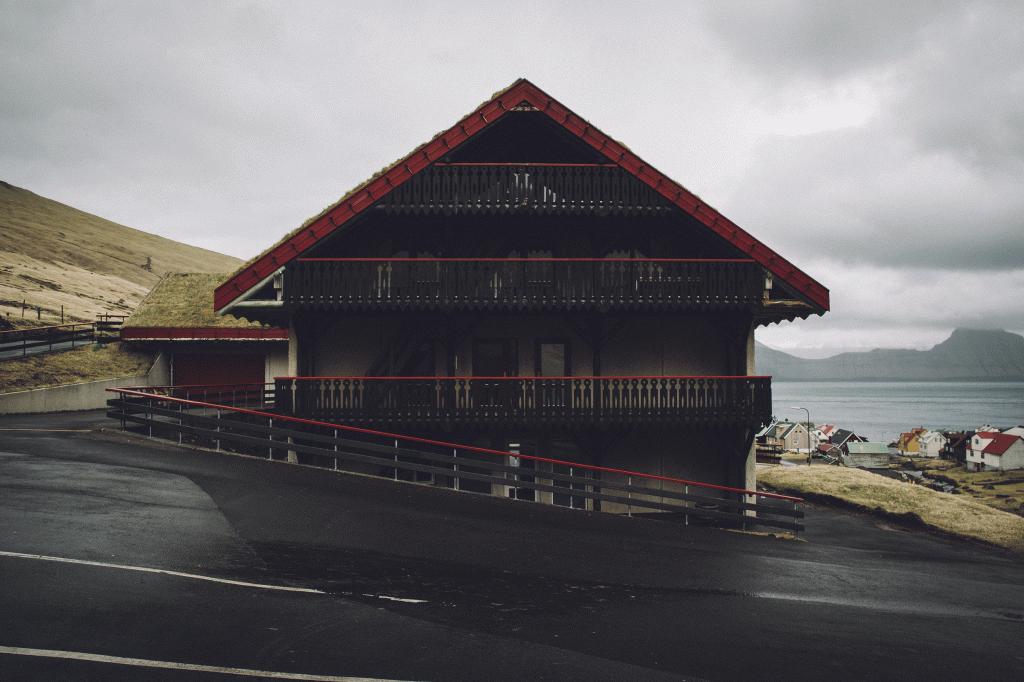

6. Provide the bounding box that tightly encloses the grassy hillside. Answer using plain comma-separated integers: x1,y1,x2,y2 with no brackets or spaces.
759,464,1024,552
0,342,154,394
0,181,243,324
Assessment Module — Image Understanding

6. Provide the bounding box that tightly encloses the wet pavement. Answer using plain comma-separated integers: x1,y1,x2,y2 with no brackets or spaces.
1,410,1023,681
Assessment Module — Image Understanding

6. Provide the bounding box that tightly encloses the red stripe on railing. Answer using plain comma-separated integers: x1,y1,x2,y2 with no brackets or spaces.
106,385,799,503
295,258,757,263
119,328,288,340
275,375,771,381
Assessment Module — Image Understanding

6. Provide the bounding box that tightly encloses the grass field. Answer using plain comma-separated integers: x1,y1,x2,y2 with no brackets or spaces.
759,463,1024,552
926,465,1024,516
0,342,154,394
0,181,242,323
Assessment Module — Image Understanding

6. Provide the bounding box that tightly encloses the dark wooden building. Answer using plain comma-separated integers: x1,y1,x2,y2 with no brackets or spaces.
214,79,829,510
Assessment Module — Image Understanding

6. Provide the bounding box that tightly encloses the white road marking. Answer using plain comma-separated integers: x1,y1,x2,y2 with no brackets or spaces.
0,551,323,594
0,646,425,681
364,594,428,604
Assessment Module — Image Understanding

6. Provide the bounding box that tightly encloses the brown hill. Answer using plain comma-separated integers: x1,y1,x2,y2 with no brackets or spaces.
0,181,242,324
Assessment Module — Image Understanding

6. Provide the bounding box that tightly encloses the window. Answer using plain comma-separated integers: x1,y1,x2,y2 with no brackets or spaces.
535,338,570,377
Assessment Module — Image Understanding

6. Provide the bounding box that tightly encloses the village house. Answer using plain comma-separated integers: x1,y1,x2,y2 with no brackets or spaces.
897,428,928,454
815,424,838,443
779,421,817,453
967,432,1024,472
830,428,867,452
210,79,829,507
916,430,947,458
843,442,890,469
941,432,971,464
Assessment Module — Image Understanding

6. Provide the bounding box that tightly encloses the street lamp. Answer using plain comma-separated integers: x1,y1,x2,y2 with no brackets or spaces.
791,406,811,466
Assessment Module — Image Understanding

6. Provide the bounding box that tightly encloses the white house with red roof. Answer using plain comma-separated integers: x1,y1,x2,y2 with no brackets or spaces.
967,432,1024,471
917,430,947,458
814,424,838,443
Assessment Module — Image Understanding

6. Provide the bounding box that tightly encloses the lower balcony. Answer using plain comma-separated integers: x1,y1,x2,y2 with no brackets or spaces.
273,376,772,431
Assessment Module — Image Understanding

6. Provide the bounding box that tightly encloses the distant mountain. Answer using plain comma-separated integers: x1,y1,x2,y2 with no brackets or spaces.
757,329,1024,381
0,181,242,322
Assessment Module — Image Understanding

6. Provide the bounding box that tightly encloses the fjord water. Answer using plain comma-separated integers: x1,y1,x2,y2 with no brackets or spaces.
771,381,1024,444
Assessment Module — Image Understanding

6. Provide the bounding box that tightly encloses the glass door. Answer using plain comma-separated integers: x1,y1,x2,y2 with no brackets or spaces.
473,338,517,412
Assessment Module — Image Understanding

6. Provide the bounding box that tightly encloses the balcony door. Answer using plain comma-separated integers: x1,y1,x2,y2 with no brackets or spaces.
473,338,517,411
535,338,570,411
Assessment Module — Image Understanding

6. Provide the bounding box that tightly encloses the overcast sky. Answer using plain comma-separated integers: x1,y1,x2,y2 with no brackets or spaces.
3,1,1023,355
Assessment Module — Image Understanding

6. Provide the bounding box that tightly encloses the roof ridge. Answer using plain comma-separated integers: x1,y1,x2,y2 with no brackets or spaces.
214,79,829,313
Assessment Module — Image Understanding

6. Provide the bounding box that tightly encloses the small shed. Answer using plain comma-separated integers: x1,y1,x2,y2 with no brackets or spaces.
121,273,288,388
844,442,890,469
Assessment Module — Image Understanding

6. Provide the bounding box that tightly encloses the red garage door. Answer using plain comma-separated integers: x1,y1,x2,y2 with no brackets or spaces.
173,354,265,388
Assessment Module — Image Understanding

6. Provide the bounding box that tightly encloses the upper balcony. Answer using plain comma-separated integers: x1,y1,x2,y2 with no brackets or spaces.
285,258,765,313
377,163,671,217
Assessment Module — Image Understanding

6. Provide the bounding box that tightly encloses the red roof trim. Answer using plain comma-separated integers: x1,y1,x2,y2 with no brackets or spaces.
215,79,829,311
982,433,1022,455
121,328,289,341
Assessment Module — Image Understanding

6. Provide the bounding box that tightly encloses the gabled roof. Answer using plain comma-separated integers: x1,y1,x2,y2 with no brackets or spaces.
214,78,830,313
982,433,1022,455
123,273,287,340
847,442,890,455
832,428,858,446
778,421,808,439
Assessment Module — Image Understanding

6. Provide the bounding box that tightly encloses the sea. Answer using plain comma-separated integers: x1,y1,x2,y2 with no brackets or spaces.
771,381,1024,444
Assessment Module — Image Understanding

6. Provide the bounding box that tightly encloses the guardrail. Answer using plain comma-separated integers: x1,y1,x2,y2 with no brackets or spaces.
0,323,97,357
106,385,805,533
0,315,128,358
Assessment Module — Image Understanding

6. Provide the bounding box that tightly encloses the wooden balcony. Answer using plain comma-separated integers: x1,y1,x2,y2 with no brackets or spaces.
273,376,772,431
378,163,670,216
286,259,764,312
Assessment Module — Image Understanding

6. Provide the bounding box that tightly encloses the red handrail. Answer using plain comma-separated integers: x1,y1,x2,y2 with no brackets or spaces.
296,257,757,263
106,385,801,503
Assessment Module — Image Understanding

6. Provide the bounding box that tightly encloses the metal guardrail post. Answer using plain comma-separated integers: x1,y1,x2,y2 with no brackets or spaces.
627,475,632,517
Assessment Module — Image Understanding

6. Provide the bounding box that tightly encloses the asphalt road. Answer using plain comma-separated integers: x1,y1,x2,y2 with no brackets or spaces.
1,410,1022,681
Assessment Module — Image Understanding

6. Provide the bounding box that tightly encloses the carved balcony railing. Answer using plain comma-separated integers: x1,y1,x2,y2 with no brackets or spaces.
379,163,670,216
286,259,764,312
274,376,772,431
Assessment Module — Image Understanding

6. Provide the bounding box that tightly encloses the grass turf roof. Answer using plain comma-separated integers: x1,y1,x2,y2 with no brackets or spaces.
123,273,273,330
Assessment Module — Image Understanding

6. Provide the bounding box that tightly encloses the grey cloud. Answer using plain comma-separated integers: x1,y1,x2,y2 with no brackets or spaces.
893,9,1024,169
724,125,1024,271
704,0,969,81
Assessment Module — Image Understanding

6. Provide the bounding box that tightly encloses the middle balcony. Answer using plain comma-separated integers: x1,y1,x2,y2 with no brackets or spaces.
273,376,772,431
285,258,765,313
